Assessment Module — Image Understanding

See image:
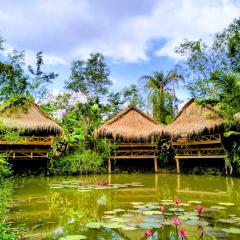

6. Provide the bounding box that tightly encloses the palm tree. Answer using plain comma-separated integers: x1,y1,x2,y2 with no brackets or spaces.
139,71,183,123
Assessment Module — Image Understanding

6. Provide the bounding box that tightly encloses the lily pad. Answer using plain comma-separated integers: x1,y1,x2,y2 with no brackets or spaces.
222,227,240,234
85,222,102,229
122,214,134,218
142,210,162,215
168,208,185,212
110,217,129,223
217,218,237,224
210,205,226,210
185,220,208,226
59,235,87,240
218,202,235,206
103,222,125,229
143,217,161,223
131,202,144,205
104,211,117,215
113,208,125,212
188,200,202,204
121,226,137,230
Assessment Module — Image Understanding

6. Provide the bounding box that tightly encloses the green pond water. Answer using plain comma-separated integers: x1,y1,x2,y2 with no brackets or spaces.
8,174,240,240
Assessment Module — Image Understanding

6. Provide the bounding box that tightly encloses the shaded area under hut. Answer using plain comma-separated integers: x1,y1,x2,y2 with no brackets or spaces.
95,107,164,173
164,98,226,174
0,99,63,159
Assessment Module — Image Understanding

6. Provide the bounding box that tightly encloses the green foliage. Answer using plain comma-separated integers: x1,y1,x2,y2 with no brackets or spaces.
65,53,112,101
0,156,11,180
49,150,105,175
122,84,145,109
0,95,31,113
176,17,240,99
0,223,17,240
0,48,58,101
0,120,24,144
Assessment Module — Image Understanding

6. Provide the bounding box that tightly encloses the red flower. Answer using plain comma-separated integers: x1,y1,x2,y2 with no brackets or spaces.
159,205,165,212
178,229,187,238
172,217,180,226
196,205,204,215
174,198,181,206
145,230,153,237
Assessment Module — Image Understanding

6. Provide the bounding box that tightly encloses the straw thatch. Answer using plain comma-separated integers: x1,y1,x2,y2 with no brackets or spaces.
0,101,63,135
95,106,164,141
234,112,240,122
164,99,224,137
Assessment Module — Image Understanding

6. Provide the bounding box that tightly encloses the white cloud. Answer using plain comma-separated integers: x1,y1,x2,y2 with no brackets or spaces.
3,43,68,66
0,0,239,63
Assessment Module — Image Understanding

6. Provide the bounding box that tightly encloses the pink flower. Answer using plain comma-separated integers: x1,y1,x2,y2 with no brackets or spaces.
145,230,153,237
178,229,187,238
196,205,204,215
159,205,165,212
174,198,181,206
172,217,180,226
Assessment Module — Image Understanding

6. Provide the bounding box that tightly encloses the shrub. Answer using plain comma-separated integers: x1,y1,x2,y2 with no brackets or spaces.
0,156,12,180
49,150,105,175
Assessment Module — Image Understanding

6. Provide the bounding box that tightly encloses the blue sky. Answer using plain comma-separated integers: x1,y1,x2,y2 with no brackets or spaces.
0,0,240,102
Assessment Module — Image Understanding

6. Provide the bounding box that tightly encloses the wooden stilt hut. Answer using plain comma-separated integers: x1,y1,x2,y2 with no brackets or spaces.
0,100,63,159
164,99,226,174
95,107,164,173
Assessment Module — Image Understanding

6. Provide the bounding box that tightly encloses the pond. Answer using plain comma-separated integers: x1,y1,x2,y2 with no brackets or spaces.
8,174,240,239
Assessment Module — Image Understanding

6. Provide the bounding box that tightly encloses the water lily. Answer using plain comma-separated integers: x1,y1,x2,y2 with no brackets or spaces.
159,205,165,212
196,205,204,215
145,229,153,237
178,229,187,239
172,217,180,226
96,180,108,186
174,198,181,206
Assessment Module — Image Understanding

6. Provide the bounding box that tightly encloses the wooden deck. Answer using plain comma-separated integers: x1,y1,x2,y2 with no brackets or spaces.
0,136,53,159
108,143,158,173
171,134,226,173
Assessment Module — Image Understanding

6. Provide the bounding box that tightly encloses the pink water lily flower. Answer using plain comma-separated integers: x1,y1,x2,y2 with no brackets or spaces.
196,205,204,215
174,198,181,206
172,217,180,226
145,229,153,237
159,205,165,212
178,229,187,238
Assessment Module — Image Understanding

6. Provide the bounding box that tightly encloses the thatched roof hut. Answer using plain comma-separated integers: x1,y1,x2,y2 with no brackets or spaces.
0,100,63,135
95,106,164,142
234,112,240,122
164,99,224,138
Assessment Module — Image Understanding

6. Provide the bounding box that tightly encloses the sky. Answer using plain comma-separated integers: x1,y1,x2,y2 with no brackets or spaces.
0,0,240,102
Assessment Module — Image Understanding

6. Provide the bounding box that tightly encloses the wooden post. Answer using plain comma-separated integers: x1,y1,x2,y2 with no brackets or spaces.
177,174,180,190
176,158,180,174
154,157,158,173
108,158,112,174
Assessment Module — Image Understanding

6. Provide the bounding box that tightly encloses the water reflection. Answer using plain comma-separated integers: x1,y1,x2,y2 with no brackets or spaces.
9,174,240,239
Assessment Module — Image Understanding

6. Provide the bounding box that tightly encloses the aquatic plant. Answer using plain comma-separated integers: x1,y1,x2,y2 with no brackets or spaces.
145,229,153,237
195,205,204,216
178,229,187,239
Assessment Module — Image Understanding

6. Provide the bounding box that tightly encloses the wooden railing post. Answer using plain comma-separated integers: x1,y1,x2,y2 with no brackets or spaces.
176,158,180,174
154,157,158,173
108,158,112,174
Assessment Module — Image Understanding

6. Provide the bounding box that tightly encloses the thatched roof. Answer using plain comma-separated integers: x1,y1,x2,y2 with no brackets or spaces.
164,99,224,137
95,106,164,141
0,101,63,135
234,112,240,122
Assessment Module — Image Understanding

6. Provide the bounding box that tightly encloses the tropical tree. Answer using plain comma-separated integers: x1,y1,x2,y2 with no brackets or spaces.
0,49,58,101
139,71,182,123
65,53,112,102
